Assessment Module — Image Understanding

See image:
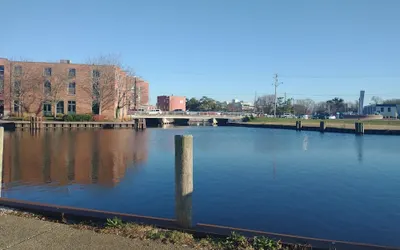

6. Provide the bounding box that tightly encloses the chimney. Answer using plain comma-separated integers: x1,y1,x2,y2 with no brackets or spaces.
60,59,71,64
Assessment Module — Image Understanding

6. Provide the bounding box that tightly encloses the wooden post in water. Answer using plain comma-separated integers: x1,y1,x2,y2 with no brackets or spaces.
174,135,193,228
355,122,364,135
296,120,302,131
320,121,326,133
0,127,3,197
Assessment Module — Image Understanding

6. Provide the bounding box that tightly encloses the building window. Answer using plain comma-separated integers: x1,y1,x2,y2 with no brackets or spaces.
92,70,100,78
381,107,384,112
13,101,20,113
44,81,51,95
388,107,391,112
14,80,21,96
57,101,64,114
14,65,22,76
92,81,100,97
43,103,52,116
68,82,76,95
68,68,76,78
44,67,52,76
0,66,4,93
68,101,76,114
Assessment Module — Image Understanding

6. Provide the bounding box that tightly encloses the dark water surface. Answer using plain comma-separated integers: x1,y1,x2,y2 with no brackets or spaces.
1,127,399,246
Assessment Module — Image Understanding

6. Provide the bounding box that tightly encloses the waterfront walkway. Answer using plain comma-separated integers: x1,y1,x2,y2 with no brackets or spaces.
0,215,189,250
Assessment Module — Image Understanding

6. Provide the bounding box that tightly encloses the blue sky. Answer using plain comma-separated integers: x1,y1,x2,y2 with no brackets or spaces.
1,0,399,104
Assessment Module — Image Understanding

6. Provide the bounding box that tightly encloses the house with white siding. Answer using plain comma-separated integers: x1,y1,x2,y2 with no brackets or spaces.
375,104,400,118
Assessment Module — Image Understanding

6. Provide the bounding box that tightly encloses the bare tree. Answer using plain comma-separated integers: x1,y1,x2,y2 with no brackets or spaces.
255,95,275,114
315,101,327,113
6,61,45,116
115,67,135,119
294,99,315,115
82,55,121,117
43,69,69,118
370,96,383,105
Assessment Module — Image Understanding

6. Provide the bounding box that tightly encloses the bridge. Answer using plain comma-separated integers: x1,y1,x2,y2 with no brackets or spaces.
129,114,244,126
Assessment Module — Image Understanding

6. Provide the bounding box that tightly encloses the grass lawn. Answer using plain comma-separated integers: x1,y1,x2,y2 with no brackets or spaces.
247,117,400,129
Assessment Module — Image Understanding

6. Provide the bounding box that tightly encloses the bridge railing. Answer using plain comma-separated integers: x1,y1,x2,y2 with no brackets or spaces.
128,111,247,117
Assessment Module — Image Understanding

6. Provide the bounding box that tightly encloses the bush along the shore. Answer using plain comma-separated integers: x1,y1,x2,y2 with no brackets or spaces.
0,209,311,250
242,114,255,122
63,114,93,121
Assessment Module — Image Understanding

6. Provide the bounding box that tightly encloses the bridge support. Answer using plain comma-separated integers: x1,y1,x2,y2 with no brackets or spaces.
209,118,218,126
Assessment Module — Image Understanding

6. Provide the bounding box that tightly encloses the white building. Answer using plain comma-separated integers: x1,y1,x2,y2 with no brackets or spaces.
375,104,399,118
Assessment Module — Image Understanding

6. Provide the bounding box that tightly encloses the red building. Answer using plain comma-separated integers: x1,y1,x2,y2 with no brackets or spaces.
157,95,186,111
0,58,149,119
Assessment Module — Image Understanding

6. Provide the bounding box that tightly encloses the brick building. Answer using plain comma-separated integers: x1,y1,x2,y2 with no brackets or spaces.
0,58,149,119
157,95,186,111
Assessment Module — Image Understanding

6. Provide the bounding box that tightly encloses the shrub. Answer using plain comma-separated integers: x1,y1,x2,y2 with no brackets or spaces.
105,217,124,228
93,115,107,122
63,114,93,122
242,116,251,122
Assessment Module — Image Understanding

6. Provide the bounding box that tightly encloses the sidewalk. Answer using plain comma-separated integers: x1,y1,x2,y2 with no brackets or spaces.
0,215,190,250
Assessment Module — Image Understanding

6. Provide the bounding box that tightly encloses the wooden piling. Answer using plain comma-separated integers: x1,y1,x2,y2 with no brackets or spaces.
320,121,326,133
355,122,364,135
175,135,193,228
296,120,302,131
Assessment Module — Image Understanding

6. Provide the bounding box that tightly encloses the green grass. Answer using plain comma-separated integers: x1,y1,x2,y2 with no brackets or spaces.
248,117,400,126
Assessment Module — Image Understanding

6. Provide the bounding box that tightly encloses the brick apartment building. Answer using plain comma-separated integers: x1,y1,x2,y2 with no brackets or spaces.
157,95,186,111
0,58,149,119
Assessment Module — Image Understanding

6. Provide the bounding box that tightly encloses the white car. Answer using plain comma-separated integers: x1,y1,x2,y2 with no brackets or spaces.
148,109,162,115
281,113,296,118
328,115,336,119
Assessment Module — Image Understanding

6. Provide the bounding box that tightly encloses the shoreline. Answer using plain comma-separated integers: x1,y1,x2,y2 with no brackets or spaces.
0,198,396,250
227,121,400,135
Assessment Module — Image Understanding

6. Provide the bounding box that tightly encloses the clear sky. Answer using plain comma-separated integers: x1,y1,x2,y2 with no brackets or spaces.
1,0,399,104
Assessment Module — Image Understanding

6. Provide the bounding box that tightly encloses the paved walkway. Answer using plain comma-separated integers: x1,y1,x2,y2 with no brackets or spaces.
0,215,190,250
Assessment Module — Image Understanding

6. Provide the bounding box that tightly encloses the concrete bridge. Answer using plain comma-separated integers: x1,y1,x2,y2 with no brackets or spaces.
129,115,243,126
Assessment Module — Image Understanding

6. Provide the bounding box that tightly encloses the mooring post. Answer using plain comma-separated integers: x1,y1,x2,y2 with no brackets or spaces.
175,135,193,228
296,120,302,131
320,121,326,133
355,122,364,135
0,127,3,197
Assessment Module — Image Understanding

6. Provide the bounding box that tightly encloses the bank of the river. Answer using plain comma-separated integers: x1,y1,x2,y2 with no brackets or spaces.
231,117,400,135
0,207,311,250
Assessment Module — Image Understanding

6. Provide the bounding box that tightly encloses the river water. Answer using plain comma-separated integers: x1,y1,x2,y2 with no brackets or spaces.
1,127,399,246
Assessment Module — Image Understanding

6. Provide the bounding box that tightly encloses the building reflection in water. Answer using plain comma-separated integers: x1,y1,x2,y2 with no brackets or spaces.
355,136,364,163
2,129,148,188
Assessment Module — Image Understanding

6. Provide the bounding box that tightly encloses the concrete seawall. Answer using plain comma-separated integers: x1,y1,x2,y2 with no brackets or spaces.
227,122,400,135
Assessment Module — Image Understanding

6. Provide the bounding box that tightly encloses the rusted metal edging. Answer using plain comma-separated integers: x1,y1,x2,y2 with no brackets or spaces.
0,198,398,250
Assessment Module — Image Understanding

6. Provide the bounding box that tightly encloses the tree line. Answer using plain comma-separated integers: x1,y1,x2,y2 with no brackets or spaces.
186,96,228,111
254,95,359,115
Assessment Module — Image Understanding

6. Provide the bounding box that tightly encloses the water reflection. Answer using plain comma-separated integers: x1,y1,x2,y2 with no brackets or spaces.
355,136,364,163
2,130,148,188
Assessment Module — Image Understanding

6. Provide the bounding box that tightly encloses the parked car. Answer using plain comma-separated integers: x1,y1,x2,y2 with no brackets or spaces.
328,115,336,119
281,113,296,118
172,109,185,115
148,109,162,115
299,114,309,119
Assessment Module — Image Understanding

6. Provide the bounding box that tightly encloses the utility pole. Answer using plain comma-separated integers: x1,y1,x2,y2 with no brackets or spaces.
273,73,283,118
253,91,257,112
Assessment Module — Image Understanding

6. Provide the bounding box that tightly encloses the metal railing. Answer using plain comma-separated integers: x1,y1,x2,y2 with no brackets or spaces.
128,111,248,117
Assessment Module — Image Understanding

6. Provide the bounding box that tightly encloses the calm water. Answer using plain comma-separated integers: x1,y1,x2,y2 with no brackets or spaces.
1,127,399,246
